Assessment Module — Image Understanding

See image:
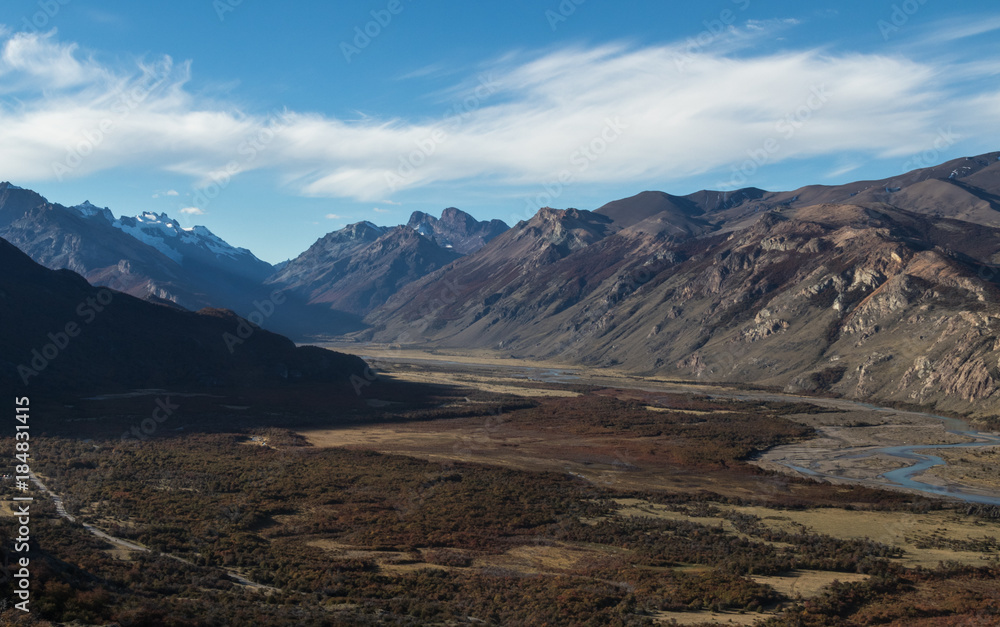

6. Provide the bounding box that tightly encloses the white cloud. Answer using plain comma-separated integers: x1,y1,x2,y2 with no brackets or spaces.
325,213,343,219
180,207,204,215
373,208,391,214
745,18,800,32
166,189,179,196
0,31,102,89
397,62,448,80
825,162,863,179
0,28,998,201
920,15,1000,44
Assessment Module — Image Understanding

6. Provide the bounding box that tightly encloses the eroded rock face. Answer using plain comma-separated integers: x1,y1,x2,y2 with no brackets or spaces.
367,202,1000,418
898,331,998,403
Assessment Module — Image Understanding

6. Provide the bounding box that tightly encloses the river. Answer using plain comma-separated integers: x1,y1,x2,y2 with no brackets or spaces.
360,354,1000,505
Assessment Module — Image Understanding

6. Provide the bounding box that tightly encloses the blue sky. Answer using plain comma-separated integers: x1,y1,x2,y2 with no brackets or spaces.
1,1,998,263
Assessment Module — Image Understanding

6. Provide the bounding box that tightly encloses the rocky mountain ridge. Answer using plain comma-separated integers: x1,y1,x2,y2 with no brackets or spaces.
0,183,272,314
0,236,366,395
360,156,1000,418
4,153,1000,416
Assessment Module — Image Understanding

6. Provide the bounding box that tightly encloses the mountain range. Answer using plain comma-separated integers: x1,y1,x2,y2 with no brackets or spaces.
3,151,999,415
0,183,271,313
0,236,366,395
0,183,506,337
362,152,1000,417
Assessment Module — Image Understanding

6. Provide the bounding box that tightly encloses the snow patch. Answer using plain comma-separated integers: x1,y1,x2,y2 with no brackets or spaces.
71,201,115,223
112,211,257,264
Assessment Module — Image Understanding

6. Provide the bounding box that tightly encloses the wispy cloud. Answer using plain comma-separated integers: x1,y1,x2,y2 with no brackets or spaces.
0,31,104,89
825,162,863,179
745,18,800,32
920,15,1000,44
180,207,204,215
0,27,998,201
397,62,451,80
325,213,343,219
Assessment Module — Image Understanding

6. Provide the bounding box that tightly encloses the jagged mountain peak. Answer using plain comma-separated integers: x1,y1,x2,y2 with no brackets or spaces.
113,210,263,266
72,200,116,222
267,220,460,316
343,220,386,238
438,206,477,228
406,206,508,254
521,207,615,245
0,182,49,229
0,184,273,315
528,206,604,225
366,190,1000,417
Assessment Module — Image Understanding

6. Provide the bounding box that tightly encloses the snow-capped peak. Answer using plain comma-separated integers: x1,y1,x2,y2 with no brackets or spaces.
340,221,385,239
71,201,116,223
112,211,258,265
71,200,115,222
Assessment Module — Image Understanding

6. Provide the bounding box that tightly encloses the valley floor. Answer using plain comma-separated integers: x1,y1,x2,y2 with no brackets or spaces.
320,345,1000,505
2,357,999,625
